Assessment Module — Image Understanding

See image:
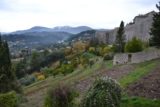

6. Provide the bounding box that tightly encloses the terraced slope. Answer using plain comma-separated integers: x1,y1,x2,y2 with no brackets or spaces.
22,59,160,107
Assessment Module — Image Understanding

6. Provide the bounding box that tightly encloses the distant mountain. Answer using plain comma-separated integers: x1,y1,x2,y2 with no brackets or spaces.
11,26,93,34
4,25,94,52
4,31,72,44
11,26,53,34
52,26,93,34
2,31,72,52
9,27,73,44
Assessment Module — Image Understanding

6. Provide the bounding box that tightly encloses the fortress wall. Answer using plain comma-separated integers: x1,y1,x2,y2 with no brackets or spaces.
113,49,160,65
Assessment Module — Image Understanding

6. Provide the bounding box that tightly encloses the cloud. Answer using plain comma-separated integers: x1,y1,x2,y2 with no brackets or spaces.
0,0,158,32
0,0,11,10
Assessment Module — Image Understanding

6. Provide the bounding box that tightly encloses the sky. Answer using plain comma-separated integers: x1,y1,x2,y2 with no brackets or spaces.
0,0,158,32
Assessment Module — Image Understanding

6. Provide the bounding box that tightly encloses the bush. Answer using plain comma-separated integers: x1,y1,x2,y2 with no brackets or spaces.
82,77,122,107
41,67,54,77
102,46,111,56
125,37,143,53
37,74,45,81
88,47,96,54
0,91,18,107
103,53,113,61
19,75,36,86
54,64,74,75
44,85,77,107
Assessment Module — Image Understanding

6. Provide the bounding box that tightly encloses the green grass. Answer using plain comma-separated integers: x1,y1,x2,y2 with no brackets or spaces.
119,59,158,87
121,96,160,107
24,58,160,107
103,60,113,69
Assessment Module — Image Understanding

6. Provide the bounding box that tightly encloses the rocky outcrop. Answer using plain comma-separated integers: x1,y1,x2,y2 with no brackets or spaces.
95,28,118,44
95,11,156,44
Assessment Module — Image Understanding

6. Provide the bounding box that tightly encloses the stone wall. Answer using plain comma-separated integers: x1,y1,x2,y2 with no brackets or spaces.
113,53,128,65
95,31,108,44
95,11,155,44
113,49,160,65
125,11,154,42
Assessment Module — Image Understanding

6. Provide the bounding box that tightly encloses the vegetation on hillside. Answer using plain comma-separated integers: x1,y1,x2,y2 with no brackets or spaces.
0,35,22,107
1,2,160,107
125,37,143,53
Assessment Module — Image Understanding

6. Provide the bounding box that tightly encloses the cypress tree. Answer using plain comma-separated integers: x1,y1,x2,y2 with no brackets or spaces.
0,35,20,93
115,21,125,53
150,2,160,47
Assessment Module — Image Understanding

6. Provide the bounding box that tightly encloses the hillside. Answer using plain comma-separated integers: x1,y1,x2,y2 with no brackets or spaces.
67,30,96,41
11,26,93,34
2,32,72,53
21,58,160,107
3,26,93,54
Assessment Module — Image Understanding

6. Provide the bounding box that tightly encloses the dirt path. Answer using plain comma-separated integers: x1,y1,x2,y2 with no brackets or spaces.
74,64,135,94
23,64,135,107
126,65,160,99
24,61,160,107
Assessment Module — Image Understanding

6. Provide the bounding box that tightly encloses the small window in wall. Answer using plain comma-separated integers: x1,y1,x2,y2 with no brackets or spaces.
128,54,132,62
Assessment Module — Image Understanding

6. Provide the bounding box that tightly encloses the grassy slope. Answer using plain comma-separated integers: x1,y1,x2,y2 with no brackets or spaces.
119,59,160,107
119,59,159,87
24,58,113,94
24,58,160,107
121,96,160,107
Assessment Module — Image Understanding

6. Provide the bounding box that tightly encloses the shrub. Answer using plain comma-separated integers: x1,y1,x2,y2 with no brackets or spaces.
19,75,36,86
125,37,143,53
37,74,45,81
41,67,54,77
102,46,111,55
54,64,74,75
103,53,113,61
82,77,122,107
88,47,96,54
44,85,77,107
0,91,18,107
89,59,94,68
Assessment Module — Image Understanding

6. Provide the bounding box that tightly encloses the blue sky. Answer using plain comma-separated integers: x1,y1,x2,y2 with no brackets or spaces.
0,0,158,32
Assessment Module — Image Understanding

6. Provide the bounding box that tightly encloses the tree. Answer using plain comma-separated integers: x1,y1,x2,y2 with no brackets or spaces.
30,51,40,71
0,35,20,93
115,21,125,52
150,2,160,47
125,37,143,53
15,58,27,79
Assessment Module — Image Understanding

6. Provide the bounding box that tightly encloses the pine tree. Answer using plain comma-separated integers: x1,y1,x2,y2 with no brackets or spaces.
150,2,160,47
0,35,20,93
115,21,125,53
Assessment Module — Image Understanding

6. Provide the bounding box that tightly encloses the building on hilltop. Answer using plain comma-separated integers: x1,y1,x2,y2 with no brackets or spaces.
95,11,156,44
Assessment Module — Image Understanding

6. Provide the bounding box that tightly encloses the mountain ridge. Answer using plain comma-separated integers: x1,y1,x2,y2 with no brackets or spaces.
11,26,93,34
